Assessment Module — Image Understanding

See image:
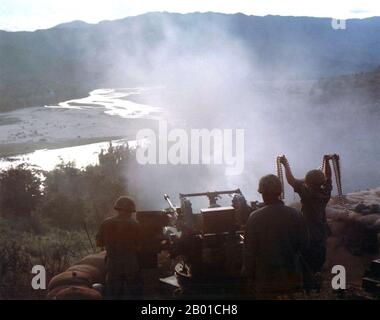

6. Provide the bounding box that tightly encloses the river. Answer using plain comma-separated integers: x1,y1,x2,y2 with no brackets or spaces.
0,87,162,171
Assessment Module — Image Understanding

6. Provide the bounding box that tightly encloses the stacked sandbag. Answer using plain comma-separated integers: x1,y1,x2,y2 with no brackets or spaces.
326,206,349,221
326,189,380,255
48,286,102,300
47,251,106,300
346,188,380,205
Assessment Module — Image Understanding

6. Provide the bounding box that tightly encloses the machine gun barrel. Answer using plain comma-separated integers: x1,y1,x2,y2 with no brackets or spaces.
179,189,242,198
164,194,179,219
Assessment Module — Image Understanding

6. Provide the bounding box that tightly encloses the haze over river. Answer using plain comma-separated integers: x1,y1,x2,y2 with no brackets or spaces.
0,84,379,207
0,87,163,170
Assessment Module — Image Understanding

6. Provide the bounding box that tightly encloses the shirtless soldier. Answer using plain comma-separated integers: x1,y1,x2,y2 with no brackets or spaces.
278,155,335,291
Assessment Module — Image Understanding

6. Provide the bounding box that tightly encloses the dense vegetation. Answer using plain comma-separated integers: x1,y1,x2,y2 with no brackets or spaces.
0,143,133,299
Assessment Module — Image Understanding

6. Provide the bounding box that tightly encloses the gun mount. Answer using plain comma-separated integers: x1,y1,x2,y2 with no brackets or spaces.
161,188,260,298
46,189,263,299
179,188,242,207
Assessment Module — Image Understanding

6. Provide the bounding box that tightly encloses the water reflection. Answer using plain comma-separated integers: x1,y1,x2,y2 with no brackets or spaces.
0,139,138,171
45,87,162,119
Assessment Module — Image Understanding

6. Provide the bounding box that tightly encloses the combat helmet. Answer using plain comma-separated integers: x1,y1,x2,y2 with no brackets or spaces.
258,174,282,195
114,196,136,212
305,170,326,187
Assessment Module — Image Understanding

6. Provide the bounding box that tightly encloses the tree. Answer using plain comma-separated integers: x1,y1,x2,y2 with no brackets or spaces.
38,143,134,229
0,165,42,218
83,143,132,226
34,193,85,230
98,142,133,180
43,161,84,198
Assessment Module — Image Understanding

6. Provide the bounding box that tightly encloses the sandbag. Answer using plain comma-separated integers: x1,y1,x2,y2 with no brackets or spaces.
357,214,380,229
347,211,362,222
67,264,104,284
52,286,102,300
48,270,92,291
326,207,349,220
47,285,71,299
374,218,380,232
74,251,106,272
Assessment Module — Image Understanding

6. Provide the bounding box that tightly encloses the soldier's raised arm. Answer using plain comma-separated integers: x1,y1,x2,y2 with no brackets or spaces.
322,155,333,182
278,155,302,188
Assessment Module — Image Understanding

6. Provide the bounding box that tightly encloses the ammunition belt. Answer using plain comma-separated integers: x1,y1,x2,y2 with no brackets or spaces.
276,156,285,200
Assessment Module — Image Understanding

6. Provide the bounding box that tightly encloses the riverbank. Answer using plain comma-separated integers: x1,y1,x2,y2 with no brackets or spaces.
0,136,127,158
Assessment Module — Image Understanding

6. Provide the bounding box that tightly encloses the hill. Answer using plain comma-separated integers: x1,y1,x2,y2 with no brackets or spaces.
1,12,380,111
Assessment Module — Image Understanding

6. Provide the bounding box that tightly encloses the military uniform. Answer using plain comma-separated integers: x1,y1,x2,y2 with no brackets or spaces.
244,200,308,298
96,213,142,299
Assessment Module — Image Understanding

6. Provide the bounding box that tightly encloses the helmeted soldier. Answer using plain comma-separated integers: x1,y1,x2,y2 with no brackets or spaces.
243,174,308,299
278,155,334,291
96,196,142,299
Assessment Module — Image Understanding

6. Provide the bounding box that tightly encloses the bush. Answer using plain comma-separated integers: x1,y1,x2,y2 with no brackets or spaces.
0,144,133,298
0,164,42,218
0,217,95,299
34,194,86,230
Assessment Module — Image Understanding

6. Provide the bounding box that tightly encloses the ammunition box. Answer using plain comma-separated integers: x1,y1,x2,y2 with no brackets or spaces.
200,206,236,234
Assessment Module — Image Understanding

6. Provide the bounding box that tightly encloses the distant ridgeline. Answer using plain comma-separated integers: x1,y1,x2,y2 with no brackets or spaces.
309,66,380,109
1,12,380,112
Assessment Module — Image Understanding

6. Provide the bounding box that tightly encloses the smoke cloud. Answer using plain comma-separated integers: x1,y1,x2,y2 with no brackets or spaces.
93,13,380,211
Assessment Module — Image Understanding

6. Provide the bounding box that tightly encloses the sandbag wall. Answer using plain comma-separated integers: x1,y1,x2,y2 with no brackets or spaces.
327,188,380,255
47,251,106,300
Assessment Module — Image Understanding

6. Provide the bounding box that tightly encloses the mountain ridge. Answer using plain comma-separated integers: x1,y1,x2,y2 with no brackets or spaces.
1,12,380,112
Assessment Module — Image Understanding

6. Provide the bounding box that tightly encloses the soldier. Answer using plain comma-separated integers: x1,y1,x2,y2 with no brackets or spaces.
96,196,142,299
278,155,333,291
243,174,308,299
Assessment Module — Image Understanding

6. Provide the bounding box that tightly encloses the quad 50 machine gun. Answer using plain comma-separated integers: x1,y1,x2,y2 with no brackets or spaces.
162,189,260,298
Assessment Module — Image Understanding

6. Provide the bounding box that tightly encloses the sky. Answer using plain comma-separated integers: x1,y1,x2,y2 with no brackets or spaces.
0,0,379,31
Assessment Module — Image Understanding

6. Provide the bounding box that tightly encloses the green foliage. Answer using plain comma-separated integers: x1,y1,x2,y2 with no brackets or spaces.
25,229,94,274
34,193,86,230
0,164,42,218
0,217,93,299
36,143,133,229
0,143,133,298
83,143,132,227
0,241,33,299
43,161,84,198
98,143,133,179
